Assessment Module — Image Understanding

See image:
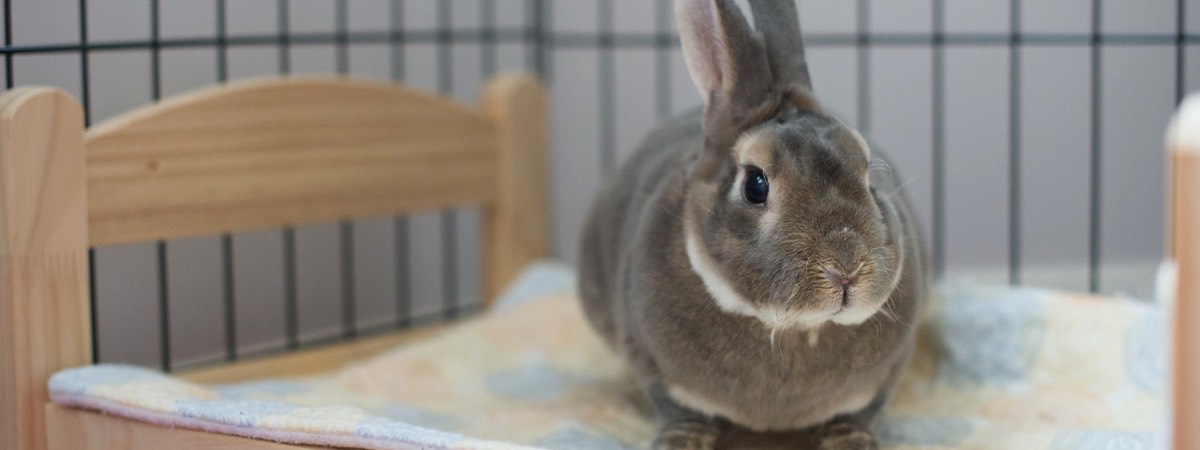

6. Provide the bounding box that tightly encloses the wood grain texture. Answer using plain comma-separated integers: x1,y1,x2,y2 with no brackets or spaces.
177,322,450,385
86,77,499,247
0,88,90,450
481,74,549,302
45,404,331,450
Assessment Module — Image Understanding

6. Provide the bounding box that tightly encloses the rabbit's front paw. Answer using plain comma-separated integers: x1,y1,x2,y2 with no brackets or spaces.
653,420,720,450
815,422,877,450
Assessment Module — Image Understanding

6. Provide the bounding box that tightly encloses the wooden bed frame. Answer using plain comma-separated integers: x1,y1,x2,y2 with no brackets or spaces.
0,73,547,450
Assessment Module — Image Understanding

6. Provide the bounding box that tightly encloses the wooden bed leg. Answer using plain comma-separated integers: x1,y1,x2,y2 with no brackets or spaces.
1170,93,1200,450
0,88,90,450
481,74,549,304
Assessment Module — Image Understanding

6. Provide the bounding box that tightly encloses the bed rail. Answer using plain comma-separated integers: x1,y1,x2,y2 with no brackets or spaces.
1170,93,1200,450
87,77,498,247
0,88,91,450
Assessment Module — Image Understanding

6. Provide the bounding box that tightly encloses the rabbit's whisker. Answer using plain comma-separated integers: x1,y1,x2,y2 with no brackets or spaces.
887,177,919,199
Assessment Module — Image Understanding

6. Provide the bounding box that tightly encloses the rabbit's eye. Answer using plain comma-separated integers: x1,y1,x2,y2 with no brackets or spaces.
743,166,769,204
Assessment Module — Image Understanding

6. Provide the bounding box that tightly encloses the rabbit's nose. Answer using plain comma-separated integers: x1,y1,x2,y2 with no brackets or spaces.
823,267,857,289
823,266,857,307
824,228,864,268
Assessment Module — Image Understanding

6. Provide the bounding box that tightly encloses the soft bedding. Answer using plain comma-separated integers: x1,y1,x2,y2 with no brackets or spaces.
50,265,1167,449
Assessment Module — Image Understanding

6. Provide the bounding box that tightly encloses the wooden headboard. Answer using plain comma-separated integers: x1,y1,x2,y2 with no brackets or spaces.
0,73,547,450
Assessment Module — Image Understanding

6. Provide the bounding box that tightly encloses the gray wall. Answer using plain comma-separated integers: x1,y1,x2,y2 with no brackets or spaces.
4,0,1194,369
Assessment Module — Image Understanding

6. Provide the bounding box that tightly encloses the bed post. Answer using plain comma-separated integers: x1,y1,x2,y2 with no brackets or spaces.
1169,93,1200,450
481,74,549,305
0,87,90,450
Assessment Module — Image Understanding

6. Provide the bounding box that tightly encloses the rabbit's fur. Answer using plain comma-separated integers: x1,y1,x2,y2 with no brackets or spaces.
578,0,928,448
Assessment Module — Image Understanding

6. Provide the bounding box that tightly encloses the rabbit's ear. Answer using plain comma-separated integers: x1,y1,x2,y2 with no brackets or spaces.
747,0,812,93
677,0,773,115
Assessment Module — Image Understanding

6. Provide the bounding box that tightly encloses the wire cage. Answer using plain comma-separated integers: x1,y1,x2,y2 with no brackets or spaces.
3,0,1194,372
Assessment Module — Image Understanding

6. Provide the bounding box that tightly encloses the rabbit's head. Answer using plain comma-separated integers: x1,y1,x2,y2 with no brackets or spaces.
678,0,906,333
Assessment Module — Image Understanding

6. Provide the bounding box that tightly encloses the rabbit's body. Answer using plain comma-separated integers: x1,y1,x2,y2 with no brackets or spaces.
578,1,928,447
579,109,925,433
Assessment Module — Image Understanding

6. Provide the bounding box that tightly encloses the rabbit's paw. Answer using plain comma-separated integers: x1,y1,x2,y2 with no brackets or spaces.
815,422,877,450
653,420,720,450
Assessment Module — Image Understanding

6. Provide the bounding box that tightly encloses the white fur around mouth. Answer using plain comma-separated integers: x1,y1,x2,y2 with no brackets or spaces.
830,306,878,326
684,220,832,332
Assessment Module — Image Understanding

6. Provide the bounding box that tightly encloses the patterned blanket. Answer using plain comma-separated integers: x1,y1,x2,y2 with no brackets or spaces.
50,273,1167,449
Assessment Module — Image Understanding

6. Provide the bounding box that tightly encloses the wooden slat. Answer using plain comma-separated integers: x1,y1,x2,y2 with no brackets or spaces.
45,404,331,450
481,74,549,302
177,322,450,385
1170,93,1200,450
86,77,499,247
0,88,90,450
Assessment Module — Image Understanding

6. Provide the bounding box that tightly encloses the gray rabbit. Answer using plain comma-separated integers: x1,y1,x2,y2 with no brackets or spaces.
577,0,929,449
